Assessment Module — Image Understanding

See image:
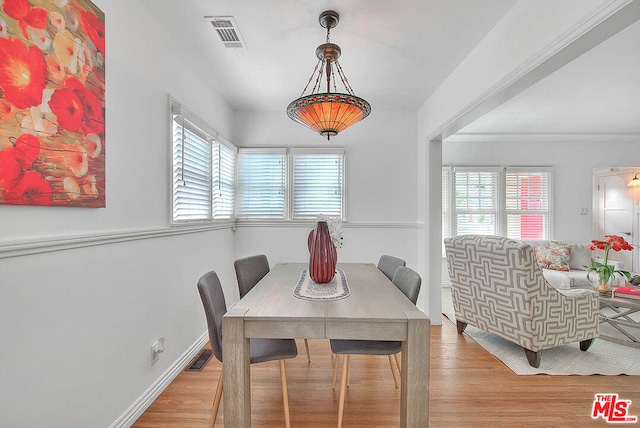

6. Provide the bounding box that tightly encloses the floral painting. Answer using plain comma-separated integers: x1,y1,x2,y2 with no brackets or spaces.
0,0,105,207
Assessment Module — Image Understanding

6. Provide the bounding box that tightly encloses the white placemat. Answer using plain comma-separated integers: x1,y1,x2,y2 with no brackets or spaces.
293,268,350,301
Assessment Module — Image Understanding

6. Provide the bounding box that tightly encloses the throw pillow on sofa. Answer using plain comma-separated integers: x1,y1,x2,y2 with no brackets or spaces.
568,244,592,270
534,245,572,271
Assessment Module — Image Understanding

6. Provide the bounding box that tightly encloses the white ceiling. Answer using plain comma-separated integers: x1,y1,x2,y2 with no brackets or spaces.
454,11,640,139
141,0,516,112
141,1,640,138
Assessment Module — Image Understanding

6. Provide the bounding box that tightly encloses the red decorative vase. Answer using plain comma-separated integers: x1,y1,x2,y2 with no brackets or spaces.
308,221,337,283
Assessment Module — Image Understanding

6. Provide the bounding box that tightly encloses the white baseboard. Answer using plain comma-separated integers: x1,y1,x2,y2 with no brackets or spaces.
109,332,209,428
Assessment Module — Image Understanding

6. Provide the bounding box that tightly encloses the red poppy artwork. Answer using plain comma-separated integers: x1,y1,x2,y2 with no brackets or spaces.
0,0,105,207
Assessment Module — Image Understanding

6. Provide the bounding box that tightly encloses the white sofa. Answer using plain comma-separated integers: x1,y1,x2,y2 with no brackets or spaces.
445,235,599,367
522,240,624,290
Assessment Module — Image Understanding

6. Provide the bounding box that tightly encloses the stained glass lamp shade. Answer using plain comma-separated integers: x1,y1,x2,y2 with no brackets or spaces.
287,11,371,140
287,93,370,139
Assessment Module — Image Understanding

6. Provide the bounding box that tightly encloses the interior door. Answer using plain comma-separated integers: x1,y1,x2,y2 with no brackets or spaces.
595,168,638,271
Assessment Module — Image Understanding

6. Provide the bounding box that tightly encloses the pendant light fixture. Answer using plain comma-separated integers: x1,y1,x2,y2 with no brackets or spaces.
287,10,371,140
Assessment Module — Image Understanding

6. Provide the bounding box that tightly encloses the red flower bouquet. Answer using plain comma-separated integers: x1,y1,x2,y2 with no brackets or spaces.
585,235,633,294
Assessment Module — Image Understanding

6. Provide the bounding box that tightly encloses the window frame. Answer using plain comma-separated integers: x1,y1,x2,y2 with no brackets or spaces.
170,97,237,225
236,148,288,220
212,141,237,220
504,167,553,241
289,148,346,221
451,166,502,237
443,165,553,241
235,147,347,222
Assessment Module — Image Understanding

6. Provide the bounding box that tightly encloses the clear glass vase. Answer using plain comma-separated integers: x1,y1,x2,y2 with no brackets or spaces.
593,275,613,296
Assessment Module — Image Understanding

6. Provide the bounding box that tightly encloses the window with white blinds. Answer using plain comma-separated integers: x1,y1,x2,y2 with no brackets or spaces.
235,148,345,220
236,149,287,219
443,166,552,241
454,168,500,236
505,168,551,240
292,150,344,219
171,98,237,223
172,120,211,221
213,143,236,219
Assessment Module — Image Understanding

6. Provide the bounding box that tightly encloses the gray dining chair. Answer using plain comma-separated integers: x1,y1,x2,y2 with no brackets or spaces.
330,266,421,428
197,270,298,428
234,254,270,299
234,254,311,363
377,255,406,281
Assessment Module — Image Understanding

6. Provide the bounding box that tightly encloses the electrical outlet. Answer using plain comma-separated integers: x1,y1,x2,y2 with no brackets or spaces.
151,337,165,365
579,207,588,215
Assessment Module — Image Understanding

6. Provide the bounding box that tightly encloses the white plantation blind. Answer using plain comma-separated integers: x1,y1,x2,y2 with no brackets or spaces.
212,141,236,219
443,166,552,240
505,169,551,240
236,149,286,219
292,150,344,219
171,98,237,223
172,120,212,221
453,168,499,235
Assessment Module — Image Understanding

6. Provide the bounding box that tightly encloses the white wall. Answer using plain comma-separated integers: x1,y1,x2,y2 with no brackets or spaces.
7,0,618,424
234,224,419,270
0,1,236,426
232,108,420,271
443,139,640,244
0,4,421,426
416,0,632,323
233,109,418,223
417,0,610,141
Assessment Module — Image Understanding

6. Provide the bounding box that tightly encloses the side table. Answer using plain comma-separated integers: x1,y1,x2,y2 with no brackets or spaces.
596,290,640,348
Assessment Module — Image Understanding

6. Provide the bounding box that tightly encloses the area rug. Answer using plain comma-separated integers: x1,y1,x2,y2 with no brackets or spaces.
442,288,640,375
293,268,350,301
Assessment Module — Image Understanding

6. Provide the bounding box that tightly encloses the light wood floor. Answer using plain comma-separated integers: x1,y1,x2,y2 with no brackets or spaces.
133,316,640,427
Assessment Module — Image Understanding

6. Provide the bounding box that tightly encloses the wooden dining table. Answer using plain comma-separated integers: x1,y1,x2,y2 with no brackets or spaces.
221,262,430,427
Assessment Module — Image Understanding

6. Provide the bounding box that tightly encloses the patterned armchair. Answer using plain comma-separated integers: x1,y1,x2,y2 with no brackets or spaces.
444,235,599,368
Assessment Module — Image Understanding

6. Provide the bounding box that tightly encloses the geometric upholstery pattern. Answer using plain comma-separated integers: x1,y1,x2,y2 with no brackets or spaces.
444,235,599,367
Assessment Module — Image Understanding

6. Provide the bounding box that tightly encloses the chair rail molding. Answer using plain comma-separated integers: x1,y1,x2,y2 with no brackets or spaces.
0,222,234,259
235,220,419,229
0,220,419,259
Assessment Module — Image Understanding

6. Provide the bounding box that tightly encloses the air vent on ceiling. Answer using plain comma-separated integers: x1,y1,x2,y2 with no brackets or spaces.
206,16,246,49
